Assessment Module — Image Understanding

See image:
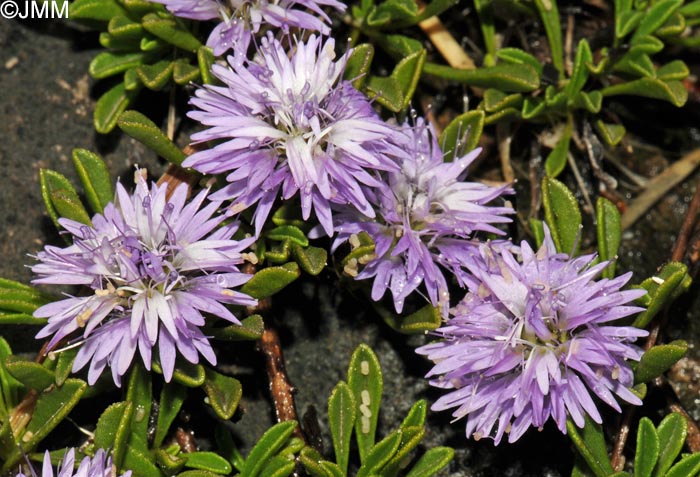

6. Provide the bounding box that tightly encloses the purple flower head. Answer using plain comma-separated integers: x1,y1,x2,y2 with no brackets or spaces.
16,448,131,477
148,0,345,56
334,119,513,314
184,33,403,236
32,172,257,386
416,226,648,444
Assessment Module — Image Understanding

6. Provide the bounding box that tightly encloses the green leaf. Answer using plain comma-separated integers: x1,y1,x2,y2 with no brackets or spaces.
126,364,152,443
118,110,186,165
205,315,264,341
124,68,141,91
616,10,643,40
69,0,127,21
54,347,79,386
594,120,626,147
154,382,186,447
614,52,655,77
40,169,92,228
95,82,139,134
142,13,202,52
292,245,327,276
628,35,664,55
197,47,216,85
654,413,687,477
241,421,297,477
202,368,242,420
258,456,295,477
173,59,200,85
366,49,426,112
633,262,690,328
240,263,300,299
404,447,454,477
156,448,186,473
0,313,45,325
401,400,427,429
90,52,148,80
495,48,543,75
4,357,54,390
474,0,496,62
328,382,356,475
356,430,402,477
152,358,206,387
534,0,563,77
0,287,50,314
2,379,87,472
94,401,133,469
571,90,602,114
545,120,572,178
136,60,174,90
635,417,660,477
632,0,683,41
215,424,245,472
0,338,21,417
439,110,484,161
665,453,700,477
601,78,688,108
108,15,143,40
381,34,423,58
348,344,383,462
425,62,540,92
482,89,524,113
596,197,622,279
184,452,232,474
381,426,425,477
566,40,593,97
521,97,546,120
380,304,442,334
267,225,308,246
344,44,374,90
656,61,689,81
542,177,582,255
566,417,615,477
635,341,688,384
299,447,330,477
72,149,113,214
123,442,161,477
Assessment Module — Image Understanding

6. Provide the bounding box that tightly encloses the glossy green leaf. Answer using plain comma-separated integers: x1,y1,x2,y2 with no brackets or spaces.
215,424,245,472
154,382,186,447
654,413,687,477
0,338,21,417
594,120,626,147
5,357,54,390
474,0,496,62
40,169,91,228
381,426,425,477
495,48,543,75
572,90,602,113
344,43,374,89
632,0,683,41
95,82,139,134
616,10,643,40
545,120,572,178
173,59,200,85
665,453,700,477
405,447,454,477
69,0,127,21
328,381,356,475
521,97,546,120
614,52,655,77
425,62,539,92
184,452,232,474
124,68,141,91
156,448,186,473
401,400,427,429
380,304,442,334
482,89,523,113
123,442,161,477
635,417,660,477
439,110,484,161
602,78,687,108
656,60,689,81
267,225,308,246
265,241,292,263
152,358,206,387
0,287,50,314
118,110,186,165
299,447,330,477
635,341,688,384
277,436,305,460
126,364,152,442
381,34,423,58
566,40,593,97
197,47,216,85
90,52,147,80
292,245,327,276
108,14,143,39
72,148,113,214
54,347,79,386
596,197,622,279
136,60,174,90
258,456,295,477
566,416,614,477
633,262,690,328
534,0,564,76
348,344,383,462
0,313,44,325
542,177,582,255
240,263,300,299
142,13,201,52
356,430,402,477
628,35,664,55
205,315,264,341
202,368,242,420
1,379,87,471
241,421,297,477
366,49,425,112
94,401,133,469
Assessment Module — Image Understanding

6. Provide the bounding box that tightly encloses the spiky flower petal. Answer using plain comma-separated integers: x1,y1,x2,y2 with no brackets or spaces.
184,33,402,235
32,173,256,386
334,119,513,313
416,227,647,444
16,449,130,477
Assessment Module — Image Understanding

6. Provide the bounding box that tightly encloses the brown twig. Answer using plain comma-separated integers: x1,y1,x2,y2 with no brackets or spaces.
417,1,476,71
258,327,303,439
497,122,515,184
610,409,633,471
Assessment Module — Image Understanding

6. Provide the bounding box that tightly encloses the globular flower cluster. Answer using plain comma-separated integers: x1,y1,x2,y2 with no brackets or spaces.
185,33,403,236
334,119,513,314
149,0,345,56
32,173,256,386
417,228,647,444
17,449,130,477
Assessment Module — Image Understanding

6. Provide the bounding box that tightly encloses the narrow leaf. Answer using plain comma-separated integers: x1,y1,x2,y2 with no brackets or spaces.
202,368,242,420
542,177,582,255
596,197,622,279
347,344,383,462
635,341,688,384
634,417,660,477
72,148,113,213
241,421,297,477
654,413,687,477
328,381,356,475
118,110,186,165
